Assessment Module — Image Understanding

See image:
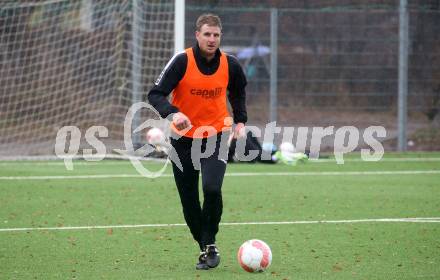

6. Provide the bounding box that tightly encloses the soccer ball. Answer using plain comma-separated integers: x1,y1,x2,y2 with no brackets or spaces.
279,141,295,153
146,127,165,145
237,239,272,272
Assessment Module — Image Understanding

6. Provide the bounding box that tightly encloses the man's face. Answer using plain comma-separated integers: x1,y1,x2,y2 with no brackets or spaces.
196,24,221,58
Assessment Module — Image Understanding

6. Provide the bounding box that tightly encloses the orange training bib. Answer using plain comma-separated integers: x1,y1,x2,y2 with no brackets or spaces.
171,48,231,138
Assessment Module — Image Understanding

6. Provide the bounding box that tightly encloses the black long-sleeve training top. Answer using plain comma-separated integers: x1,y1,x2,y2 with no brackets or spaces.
147,44,248,124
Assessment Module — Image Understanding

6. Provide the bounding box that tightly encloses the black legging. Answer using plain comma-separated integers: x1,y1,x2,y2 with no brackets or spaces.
170,133,229,250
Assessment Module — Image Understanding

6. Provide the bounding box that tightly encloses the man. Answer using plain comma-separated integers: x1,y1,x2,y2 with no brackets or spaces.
148,14,247,270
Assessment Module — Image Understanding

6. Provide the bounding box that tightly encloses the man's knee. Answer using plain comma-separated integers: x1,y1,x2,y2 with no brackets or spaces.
203,184,222,197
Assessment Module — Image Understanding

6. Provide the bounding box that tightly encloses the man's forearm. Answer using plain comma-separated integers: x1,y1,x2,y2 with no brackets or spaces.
147,90,179,119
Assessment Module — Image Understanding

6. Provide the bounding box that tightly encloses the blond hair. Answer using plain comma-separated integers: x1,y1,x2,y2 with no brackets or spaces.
196,13,222,31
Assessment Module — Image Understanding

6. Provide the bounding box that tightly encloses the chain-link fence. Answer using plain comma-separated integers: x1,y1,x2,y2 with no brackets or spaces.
1,1,439,157
186,2,440,151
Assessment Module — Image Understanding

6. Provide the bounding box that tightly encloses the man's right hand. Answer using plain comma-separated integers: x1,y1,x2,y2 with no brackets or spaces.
172,112,192,131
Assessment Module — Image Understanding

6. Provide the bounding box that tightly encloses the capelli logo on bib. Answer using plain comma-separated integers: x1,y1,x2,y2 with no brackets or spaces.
190,87,222,99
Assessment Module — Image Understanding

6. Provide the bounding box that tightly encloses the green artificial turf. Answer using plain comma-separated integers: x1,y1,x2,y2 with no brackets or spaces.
0,152,439,279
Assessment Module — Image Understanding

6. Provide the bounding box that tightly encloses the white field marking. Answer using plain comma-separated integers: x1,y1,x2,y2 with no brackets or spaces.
310,157,440,163
0,155,166,165
0,174,165,180
1,157,440,166
0,161,164,166
1,170,440,180
1,217,439,232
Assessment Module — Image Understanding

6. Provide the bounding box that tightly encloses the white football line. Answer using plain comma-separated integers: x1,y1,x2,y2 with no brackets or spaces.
310,157,440,163
0,174,159,180
1,170,440,180
1,217,439,232
1,157,440,166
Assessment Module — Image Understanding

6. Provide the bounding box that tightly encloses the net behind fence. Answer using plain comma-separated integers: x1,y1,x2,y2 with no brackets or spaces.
0,0,175,158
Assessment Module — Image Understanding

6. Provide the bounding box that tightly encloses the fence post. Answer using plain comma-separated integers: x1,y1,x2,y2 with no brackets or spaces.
398,0,409,151
131,0,143,148
270,8,278,124
174,0,185,54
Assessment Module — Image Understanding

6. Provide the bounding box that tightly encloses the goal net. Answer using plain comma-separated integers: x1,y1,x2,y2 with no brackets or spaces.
0,0,176,159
